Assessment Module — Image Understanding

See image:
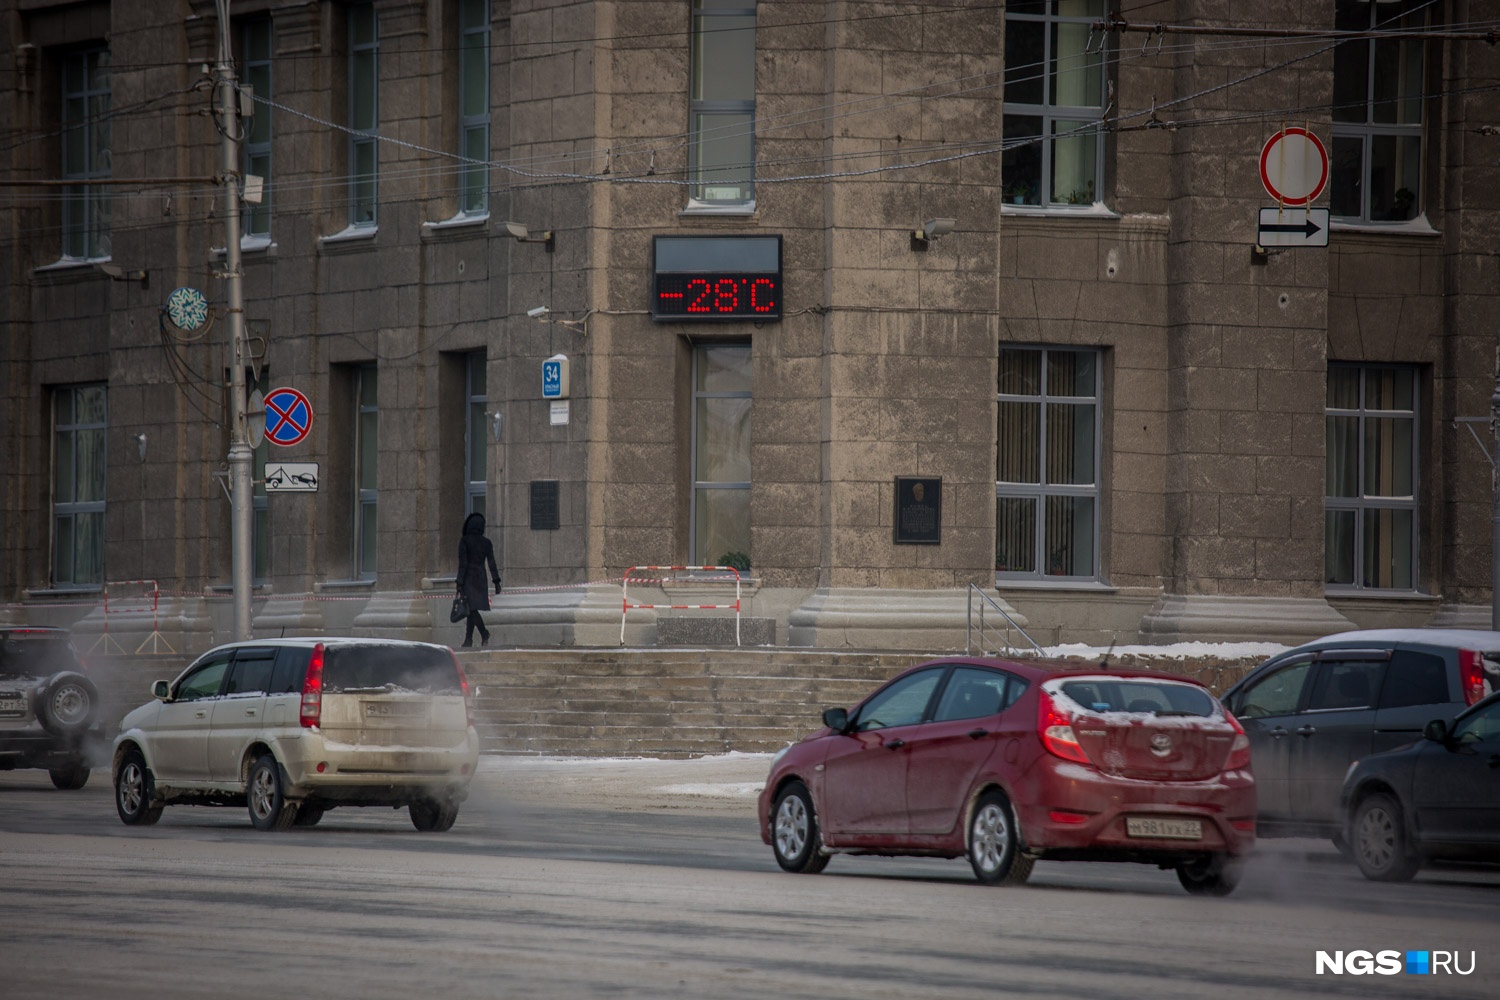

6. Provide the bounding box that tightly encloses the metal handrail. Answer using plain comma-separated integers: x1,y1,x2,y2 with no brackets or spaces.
966,583,1044,657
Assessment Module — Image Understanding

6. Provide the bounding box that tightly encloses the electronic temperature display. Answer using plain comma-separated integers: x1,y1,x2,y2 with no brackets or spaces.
651,235,782,323
654,273,781,320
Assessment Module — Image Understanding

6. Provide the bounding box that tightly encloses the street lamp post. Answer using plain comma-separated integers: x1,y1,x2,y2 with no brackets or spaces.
217,0,253,641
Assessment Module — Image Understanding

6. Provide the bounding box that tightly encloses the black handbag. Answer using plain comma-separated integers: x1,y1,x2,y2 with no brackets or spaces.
449,594,469,623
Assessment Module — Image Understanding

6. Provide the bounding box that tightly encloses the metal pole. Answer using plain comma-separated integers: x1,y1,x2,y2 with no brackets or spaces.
1492,349,1500,632
217,0,253,641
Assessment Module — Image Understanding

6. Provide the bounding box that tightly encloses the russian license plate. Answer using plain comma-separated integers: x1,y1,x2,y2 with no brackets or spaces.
0,693,25,714
1126,816,1202,840
364,701,423,718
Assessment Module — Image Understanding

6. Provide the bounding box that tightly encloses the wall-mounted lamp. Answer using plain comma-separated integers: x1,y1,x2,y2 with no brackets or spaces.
526,305,550,318
97,262,150,289
135,432,148,462
488,411,504,444
505,220,554,252
910,217,957,251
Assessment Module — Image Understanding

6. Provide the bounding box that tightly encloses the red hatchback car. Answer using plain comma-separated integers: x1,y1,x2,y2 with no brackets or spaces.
759,657,1256,894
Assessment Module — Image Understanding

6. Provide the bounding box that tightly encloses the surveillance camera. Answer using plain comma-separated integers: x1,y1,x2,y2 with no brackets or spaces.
527,306,550,318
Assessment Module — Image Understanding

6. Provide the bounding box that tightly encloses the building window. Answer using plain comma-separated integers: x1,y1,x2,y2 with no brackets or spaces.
348,2,379,227
1001,1,1105,208
61,48,111,259
458,0,490,215
53,384,107,588
242,19,273,239
465,353,487,519
689,1,755,208
354,364,378,578
1331,0,1425,223
1326,364,1418,591
995,347,1100,580
691,344,751,567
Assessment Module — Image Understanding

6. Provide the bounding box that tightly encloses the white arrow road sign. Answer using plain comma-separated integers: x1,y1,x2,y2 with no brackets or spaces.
1257,207,1330,248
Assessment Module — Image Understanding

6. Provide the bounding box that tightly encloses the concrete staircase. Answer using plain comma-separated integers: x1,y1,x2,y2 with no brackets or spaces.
462,648,930,756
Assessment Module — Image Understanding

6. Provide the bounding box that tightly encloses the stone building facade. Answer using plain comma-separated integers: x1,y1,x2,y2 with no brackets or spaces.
2,0,1497,653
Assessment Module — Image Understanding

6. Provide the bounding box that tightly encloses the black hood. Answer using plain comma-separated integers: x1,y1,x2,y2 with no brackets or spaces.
463,512,485,535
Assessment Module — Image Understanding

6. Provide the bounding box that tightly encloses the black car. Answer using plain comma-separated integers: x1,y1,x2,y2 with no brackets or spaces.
0,626,105,788
1340,691,1500,881
1221,628,1500,842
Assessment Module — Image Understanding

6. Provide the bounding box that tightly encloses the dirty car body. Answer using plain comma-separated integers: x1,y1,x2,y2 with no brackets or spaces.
111,637,479,831
759,657,1256,895
0,626,104,789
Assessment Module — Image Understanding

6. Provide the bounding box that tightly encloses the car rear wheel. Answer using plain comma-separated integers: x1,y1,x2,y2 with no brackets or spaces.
114,750,163,826
292,804,326,827
39,674,97,735
968,790,1033,885
1351,793,1421,882
1176,853,1241,896
771,781,830,874
409,797,459,832
247,755,299,831
49,760,90,790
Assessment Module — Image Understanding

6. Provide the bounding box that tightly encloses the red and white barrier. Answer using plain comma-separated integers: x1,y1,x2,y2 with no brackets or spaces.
621,565,742,646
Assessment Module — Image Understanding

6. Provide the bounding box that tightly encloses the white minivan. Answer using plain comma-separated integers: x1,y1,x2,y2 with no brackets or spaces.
112,638,479,831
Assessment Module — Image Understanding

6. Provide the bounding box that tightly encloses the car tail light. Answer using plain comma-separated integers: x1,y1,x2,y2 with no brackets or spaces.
1459,649,1486,705
300,642,325,728
1037,689,1091,765
1048,809,1090,825
1223,710,1252,770
450,650,474,727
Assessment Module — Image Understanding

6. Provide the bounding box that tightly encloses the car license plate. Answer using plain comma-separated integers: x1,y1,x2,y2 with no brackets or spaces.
0,693,25,714
1126,816,1202,840
364,701,423,718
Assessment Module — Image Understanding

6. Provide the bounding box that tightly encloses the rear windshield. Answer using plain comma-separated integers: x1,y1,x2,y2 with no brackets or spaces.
0,632,81,678
1058,677,1217,718
322,644,461,694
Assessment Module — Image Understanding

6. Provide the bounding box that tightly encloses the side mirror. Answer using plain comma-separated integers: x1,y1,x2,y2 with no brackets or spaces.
152,680,171,701
1422,719,1448,743
822,707,849,733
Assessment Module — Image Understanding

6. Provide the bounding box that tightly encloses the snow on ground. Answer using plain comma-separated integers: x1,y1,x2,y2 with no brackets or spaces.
1041,641,1288,660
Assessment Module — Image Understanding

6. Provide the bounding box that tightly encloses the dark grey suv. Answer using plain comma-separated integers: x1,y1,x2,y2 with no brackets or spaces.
0,626,104,788
1221,628,1500,842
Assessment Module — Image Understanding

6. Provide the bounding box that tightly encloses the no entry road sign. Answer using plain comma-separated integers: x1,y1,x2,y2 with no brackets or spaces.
264,386,313,447
1260,127,1329,207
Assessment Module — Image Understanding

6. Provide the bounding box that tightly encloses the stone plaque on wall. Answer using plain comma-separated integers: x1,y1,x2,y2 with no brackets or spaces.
530,480,559,531
894,476,941,545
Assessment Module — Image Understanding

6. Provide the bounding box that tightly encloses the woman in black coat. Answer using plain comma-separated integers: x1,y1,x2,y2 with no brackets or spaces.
456,511,501,647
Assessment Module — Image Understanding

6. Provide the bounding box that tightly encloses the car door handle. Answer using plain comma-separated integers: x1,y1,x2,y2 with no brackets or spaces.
884,739,906,750
244,709,257,717
1296,725,1317,737
1268,727,1288,739
967,728,989,740
195,710,207,719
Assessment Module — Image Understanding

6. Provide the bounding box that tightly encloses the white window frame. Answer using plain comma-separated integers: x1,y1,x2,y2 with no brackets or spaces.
688,1,756,211
61,47,111,260
465,352,488,519
1001,1,1107,210
1330,0,1426,225
995,346,1102,583
53,383,107,589
1325,363,1420,593
348,2,379,228
354,364,379,579
458,0,490,217
690,343,752,568
241,18,273,240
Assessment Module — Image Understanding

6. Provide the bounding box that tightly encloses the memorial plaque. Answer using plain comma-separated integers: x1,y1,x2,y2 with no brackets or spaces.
530,480,560,531
894,476,941,545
